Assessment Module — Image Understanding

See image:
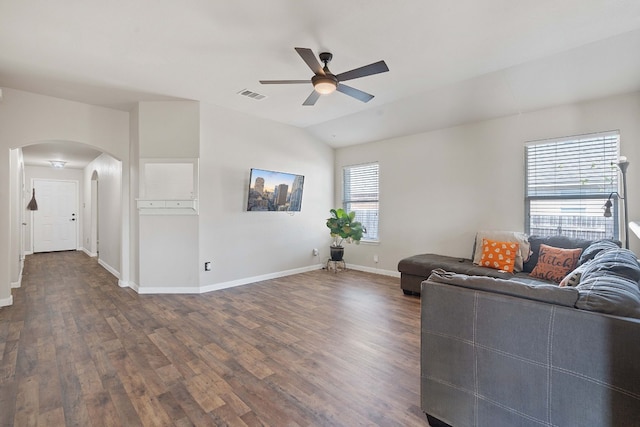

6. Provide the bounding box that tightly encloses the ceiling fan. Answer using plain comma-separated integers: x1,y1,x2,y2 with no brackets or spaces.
259,47,389,106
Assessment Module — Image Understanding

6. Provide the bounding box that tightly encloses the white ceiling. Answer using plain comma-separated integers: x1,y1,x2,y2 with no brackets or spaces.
2,0,640,153
21,141,102,169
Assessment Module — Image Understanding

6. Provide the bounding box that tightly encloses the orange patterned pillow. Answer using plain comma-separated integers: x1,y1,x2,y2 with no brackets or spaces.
480,239,520,273
530,244,582,283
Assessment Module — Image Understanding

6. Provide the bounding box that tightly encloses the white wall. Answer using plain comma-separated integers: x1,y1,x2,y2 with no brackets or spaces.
9,149,24,290
85,154,123,277
139,101,199,158
335,91,640,273
0,88,129,306
136,101,200,290
129,105,140,287
24,165,85,254
198,103,334,290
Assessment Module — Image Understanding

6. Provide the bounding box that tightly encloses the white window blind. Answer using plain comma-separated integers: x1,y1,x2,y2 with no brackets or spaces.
343,162,379,242
525,131,619,239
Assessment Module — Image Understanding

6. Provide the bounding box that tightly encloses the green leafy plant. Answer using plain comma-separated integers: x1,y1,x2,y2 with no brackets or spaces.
326,208,365,247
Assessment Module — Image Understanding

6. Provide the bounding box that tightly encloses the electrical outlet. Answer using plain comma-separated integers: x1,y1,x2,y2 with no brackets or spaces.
373,254,379,263
312,248,319,256
204,262,211,271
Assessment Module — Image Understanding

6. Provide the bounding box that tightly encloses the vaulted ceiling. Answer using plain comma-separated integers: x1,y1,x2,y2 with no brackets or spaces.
2,0,640,150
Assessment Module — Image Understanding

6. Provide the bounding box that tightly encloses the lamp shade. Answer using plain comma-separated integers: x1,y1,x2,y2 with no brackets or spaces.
603,198,613,217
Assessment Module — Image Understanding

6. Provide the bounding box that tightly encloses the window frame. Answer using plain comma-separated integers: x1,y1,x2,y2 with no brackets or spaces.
524,131,620,240
342,162,380,243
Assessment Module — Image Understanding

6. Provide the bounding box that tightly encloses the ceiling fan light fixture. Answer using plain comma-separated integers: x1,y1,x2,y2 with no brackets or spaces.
312,75,337,95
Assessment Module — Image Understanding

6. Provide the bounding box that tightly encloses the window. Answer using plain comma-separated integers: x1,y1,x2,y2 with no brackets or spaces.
525,131,619,240
343,162,379,242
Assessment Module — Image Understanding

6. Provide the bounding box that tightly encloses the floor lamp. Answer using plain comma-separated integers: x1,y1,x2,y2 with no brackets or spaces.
604,156,630,249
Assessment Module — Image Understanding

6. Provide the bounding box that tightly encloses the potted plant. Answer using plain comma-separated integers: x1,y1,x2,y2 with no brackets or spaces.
326,208,366,261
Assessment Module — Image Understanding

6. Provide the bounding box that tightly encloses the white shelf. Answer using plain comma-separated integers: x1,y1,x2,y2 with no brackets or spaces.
136,199,198,215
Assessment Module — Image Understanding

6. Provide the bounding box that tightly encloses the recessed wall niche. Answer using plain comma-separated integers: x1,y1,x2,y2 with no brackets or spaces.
138,158,199,214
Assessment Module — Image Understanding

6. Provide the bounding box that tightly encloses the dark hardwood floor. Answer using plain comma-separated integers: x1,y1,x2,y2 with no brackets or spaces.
0,251,427,426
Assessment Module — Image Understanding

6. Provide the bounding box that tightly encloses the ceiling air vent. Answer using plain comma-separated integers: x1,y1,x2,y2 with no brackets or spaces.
237,89,267,101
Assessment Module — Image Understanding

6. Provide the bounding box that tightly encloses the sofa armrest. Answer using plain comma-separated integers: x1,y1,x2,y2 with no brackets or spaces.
425,268,579,307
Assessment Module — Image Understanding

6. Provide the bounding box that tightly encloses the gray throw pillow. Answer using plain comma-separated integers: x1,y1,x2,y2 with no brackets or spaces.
578,239,621,265
574,248,640,318
582,247,640,283
560,260,592,287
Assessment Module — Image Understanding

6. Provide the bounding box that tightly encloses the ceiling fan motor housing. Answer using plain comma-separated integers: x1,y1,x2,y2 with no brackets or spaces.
319,52,333,64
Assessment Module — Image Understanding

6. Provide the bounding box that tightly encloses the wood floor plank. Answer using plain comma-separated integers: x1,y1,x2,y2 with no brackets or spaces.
84,390,121,427
38,407,65,426
107,384,145,427
14,375,38,427
0,251,428,426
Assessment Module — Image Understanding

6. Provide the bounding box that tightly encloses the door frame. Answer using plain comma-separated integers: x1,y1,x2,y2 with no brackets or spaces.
90,173,99,257
30,178,80,253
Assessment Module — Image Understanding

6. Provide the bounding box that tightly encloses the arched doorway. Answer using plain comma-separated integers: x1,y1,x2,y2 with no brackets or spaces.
15,140,125,284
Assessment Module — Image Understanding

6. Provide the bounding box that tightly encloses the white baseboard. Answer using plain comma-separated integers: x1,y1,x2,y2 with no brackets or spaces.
0,295,13,308
346,264,401,278
126,281,139,292
199,264,324,294
137,285,201,294
120,263,396,296
82,247,97,257
11,263,23,289
24,250,33,256
98,259,121,279
134,264,324,295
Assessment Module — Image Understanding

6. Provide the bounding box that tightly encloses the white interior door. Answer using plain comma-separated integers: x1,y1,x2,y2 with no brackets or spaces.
33,179,78,253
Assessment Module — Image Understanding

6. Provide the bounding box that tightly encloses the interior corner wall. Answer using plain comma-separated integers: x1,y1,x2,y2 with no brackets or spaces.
198,103,334,289
85,154,122,277
335,91,640,272
0,87,129,308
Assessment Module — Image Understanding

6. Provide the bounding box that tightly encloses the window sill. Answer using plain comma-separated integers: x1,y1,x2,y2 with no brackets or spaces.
360,240,380,245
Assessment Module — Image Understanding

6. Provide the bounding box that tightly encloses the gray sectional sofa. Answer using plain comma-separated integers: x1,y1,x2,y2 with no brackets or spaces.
411,236,640,426
398,235,594,295
421,270,640,427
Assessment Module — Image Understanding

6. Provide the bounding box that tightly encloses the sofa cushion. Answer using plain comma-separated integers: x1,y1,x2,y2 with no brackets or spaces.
398,254,515,280
578,239,621,265
472,231,530,272
523,235,593,273
575,248,640,318
559,260,592,287
529,244,582,283
575,274,640,318
479,239,520,273
582,247,640,282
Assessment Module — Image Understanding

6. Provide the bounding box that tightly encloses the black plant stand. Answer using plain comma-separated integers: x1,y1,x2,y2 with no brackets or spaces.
326,258,346,273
